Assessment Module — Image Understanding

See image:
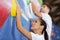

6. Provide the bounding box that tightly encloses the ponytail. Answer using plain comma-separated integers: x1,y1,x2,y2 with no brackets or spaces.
44,30,48,40
40,19,48,40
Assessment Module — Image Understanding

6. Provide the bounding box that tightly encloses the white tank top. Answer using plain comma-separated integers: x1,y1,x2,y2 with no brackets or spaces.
31,32,45,40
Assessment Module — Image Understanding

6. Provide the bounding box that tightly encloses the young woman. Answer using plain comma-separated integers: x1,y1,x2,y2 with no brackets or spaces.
16,1,52,40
